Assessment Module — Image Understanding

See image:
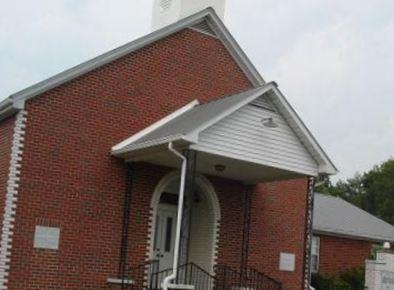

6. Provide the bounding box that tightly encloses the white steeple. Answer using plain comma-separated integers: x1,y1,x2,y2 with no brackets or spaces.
151,0,226,31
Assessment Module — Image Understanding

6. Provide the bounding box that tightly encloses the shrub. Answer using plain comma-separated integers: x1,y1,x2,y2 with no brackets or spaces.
339,267,365,290
311,267,365,290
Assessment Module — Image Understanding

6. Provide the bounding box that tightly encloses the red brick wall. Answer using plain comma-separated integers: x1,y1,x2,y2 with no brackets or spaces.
127,163,170,268
249,178,310,290
7,28,252,289
318,234,372,276
126,163,247,276
212,177,246,270
0,116,15,245
125,164,308,290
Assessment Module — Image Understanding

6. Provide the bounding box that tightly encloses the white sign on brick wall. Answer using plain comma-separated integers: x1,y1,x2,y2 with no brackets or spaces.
34,226,60,250
279,253,295,272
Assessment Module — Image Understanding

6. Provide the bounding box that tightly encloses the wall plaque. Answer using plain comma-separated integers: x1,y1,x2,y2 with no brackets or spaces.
34,226,60,250
279,252,296,272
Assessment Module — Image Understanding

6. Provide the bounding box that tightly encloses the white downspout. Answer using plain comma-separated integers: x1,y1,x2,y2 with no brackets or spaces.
162,142,188,290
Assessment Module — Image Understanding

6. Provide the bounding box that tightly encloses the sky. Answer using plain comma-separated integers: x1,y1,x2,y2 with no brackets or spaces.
1,0,393,181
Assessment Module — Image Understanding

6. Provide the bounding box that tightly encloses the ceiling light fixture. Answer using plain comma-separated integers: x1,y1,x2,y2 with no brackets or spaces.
214,164,226,172
261,117,278,128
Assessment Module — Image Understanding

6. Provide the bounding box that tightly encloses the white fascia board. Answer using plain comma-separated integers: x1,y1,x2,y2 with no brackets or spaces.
206,13,265,87
188,82,276,138
7,10,214,105
313,229,394,244
4,8,264,109
271,86,338,175
0,99,24,122
112,134,195,157
112,99,199,152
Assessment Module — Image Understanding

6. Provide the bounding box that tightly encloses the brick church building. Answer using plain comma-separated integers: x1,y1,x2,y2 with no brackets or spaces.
0,1,336,289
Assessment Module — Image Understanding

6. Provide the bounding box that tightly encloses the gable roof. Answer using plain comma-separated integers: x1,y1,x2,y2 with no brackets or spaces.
313,193,394,243
112,85,268,154
0,8,264,121
2,7,337,176
112,83,337,175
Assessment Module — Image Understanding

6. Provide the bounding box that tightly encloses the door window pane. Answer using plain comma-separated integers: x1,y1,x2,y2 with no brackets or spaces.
153,216,160,250
164,217,173,252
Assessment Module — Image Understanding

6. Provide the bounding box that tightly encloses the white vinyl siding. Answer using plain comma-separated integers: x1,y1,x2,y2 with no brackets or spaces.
188,191,215,273
192,96,318,176
250,96,275,111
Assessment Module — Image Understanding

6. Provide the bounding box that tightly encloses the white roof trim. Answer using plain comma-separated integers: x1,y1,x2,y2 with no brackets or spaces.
313,229,394,243
0,98,24,121
185,82,336,175
188,84,275,136
112,99,199,151
111,84,274,156
112,82,337,176
116,134,188,153
0,8,264,116
270,87,337,175
204,13,265,86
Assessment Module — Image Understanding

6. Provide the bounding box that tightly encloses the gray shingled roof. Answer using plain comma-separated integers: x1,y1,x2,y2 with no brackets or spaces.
0,8,265,119
113,86,268,154
313,193,394,242
112,81,337,176
135,87,262,142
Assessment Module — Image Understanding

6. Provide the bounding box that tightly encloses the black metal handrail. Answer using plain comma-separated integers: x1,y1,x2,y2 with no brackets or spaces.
151,262,216,290
245,267,282,290
123,261,281,290
214,264,239,290
123,260,159,289
214,265,282,290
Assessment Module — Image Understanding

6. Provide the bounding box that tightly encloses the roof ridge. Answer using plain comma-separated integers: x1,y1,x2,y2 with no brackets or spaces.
315,192,342,200
195,86,265,107
0,7,264,117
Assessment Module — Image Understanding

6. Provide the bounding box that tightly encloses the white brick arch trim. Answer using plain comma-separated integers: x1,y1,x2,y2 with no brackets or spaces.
0,110,27,290
150,171,221,221
148,171,221,274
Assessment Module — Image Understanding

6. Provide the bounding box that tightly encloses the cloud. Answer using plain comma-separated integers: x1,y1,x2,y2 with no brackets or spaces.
237,0,394,180
0,0,152,98
1,0,394,181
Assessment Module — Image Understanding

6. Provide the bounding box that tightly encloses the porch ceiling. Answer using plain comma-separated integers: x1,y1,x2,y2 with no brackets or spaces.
125,146,304,183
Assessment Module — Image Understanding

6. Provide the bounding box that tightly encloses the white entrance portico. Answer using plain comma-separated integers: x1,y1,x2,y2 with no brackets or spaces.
149,172,221,277
112,83,337,289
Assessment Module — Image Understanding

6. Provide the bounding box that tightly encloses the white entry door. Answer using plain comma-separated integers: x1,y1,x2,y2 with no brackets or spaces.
153,205,177,271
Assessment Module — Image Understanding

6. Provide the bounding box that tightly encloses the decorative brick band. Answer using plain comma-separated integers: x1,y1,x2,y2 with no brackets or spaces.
143,208,155,287
212,220,221,270
303,177,315,290
0,111,27,290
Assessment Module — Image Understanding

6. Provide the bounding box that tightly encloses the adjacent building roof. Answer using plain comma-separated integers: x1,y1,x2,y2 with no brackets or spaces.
313,193,394,243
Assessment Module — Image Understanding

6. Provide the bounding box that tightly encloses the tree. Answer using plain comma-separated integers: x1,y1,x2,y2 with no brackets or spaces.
317,159,394,225
362,160,394,224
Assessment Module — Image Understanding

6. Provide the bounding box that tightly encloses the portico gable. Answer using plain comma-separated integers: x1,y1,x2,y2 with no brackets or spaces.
112,82,336,182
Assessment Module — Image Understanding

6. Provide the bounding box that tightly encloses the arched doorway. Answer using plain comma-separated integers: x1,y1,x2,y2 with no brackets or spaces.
149,172,221,274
